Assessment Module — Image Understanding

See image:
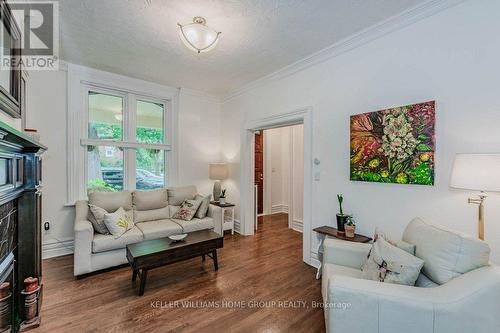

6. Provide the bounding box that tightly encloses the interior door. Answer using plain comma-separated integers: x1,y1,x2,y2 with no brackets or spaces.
254,131,264,215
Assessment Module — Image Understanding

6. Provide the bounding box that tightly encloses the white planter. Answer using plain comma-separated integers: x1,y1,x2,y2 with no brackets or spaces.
219,197,226,204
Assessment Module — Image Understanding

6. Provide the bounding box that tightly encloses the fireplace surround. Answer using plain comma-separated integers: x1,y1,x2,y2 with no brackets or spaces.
0,123,45,332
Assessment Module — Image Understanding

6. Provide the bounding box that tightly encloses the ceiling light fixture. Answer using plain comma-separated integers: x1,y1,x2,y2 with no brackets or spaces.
178,16,221,53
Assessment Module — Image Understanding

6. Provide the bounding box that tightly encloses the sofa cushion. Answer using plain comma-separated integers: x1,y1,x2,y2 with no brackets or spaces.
194,194,211,219
167,186,197,206
135,219,183,240
171,217,214,233
374,227,416,255
133,189,168,211
92,226,143,253
134,206,171,223
103,207,134,237
88,191,133,212
415,273,438,288
402,217,490,284
321,263,364,300
362,237,424,286
88,204,110,235
172,199,202,221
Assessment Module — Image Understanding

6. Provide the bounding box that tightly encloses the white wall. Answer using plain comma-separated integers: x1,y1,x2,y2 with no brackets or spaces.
291,124,304,232
28,67,222,258
264,127,290,214
221,0,500,264
263,125,304,231
178,89,222,196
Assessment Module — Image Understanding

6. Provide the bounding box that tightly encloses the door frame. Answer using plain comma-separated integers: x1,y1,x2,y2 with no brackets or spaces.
240,107,313,265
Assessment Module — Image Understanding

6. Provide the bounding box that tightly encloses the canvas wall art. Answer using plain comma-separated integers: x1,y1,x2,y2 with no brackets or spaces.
350,101,435,185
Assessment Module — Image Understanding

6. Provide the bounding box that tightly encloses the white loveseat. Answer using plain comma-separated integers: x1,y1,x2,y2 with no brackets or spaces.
74,186,223,276
322,217,500,333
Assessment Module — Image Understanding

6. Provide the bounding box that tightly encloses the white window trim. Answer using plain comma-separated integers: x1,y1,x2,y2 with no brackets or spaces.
67,64,179,205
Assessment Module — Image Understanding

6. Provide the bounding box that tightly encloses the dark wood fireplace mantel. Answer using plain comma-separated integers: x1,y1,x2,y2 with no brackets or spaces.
0,121,45,332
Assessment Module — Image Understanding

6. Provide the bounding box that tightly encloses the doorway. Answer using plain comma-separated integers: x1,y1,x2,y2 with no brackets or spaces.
241,107,313,265
254,125,304,233
254,131,264,215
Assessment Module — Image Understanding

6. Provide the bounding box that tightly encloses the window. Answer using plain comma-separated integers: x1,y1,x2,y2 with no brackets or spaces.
83,88,171,194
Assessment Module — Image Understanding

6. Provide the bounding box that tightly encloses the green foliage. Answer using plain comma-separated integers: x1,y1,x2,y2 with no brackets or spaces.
87,179,118,193
220,189,227,198
337,194,344,215
346,216,355,226
89,122,164,175
410,162,433,185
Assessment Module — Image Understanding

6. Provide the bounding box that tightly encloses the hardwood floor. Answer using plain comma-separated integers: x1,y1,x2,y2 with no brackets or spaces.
34,213,325,333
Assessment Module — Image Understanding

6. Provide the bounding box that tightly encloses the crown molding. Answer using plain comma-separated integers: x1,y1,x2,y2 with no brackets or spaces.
179,87,221,103
222,0,466,103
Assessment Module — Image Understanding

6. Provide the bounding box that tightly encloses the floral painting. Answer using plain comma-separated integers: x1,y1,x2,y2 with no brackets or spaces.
350,101,435,185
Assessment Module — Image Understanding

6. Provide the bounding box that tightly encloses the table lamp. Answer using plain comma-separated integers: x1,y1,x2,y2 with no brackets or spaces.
450,153,500,240
209,163,228,202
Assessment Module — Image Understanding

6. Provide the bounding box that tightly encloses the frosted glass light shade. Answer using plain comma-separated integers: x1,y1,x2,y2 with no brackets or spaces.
209,163,228,180
450,153,500,192
178,17,221,53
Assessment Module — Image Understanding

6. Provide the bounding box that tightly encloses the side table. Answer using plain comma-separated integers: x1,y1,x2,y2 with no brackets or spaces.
210,201,235,235
313,226,372,279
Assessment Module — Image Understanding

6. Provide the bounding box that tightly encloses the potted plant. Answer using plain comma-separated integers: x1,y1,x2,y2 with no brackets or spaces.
345,216,356,238
219,189,227,204
336,194,349,234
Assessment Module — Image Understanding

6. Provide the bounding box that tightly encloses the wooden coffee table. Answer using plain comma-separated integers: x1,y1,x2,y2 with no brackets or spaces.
126,230,223,296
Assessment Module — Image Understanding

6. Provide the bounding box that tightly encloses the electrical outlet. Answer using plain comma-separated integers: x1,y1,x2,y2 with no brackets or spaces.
44,222,50,231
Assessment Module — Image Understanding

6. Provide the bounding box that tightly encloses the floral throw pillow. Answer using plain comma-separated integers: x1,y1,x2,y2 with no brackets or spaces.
172,199,202,221
103,207,134,238
362,237,424,286
373,227,416,255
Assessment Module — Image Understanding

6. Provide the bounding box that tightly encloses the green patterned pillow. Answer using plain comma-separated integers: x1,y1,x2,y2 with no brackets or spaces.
103,207,134,238
172,199,202,221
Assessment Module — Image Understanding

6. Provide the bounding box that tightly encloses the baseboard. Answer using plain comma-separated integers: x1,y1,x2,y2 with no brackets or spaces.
291,219,303,233
271,204,288,214
42,238,74,259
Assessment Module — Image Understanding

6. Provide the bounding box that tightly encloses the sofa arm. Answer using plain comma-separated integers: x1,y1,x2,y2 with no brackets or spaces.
208,204,223,235
323,238,371,269
74,200,94,276
327,266,500,333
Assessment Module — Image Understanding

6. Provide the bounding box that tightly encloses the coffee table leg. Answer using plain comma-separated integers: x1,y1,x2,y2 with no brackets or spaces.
202,254,206,261
139,269,148,296
212,250,218,271
132,269,138,282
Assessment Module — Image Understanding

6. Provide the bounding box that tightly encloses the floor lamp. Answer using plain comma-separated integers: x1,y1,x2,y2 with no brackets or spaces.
450,153,500,240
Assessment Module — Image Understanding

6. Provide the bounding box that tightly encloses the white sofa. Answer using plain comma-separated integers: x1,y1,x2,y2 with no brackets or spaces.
74,186,223,276
322,217,500,333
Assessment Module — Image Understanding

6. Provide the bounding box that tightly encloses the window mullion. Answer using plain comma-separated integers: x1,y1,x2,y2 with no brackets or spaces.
124,94,136,190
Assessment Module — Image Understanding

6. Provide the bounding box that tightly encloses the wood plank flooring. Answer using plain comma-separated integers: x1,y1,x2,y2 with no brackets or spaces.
33,213,325,333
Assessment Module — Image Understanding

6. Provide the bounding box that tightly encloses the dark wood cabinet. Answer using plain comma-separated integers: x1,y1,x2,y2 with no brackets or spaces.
0,122,45,332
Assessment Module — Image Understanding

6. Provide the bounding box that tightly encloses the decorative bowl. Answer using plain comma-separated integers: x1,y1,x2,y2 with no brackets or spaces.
169,233,188,242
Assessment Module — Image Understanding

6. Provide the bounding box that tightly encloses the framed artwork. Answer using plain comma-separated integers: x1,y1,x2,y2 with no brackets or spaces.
350,101,435,185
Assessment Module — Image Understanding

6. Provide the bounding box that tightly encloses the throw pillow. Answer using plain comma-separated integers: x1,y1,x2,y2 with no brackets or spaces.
88,204,110,235
172,199,202,221
362,237,424,286
103,207,134,238
374,227,416,255
194,194,211,219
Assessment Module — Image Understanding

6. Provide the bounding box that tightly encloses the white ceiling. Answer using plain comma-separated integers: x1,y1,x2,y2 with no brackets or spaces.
60,0,426,96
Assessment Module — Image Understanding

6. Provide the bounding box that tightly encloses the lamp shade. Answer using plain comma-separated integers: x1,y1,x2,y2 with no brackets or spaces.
209,163,228,180
450,153,500,192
